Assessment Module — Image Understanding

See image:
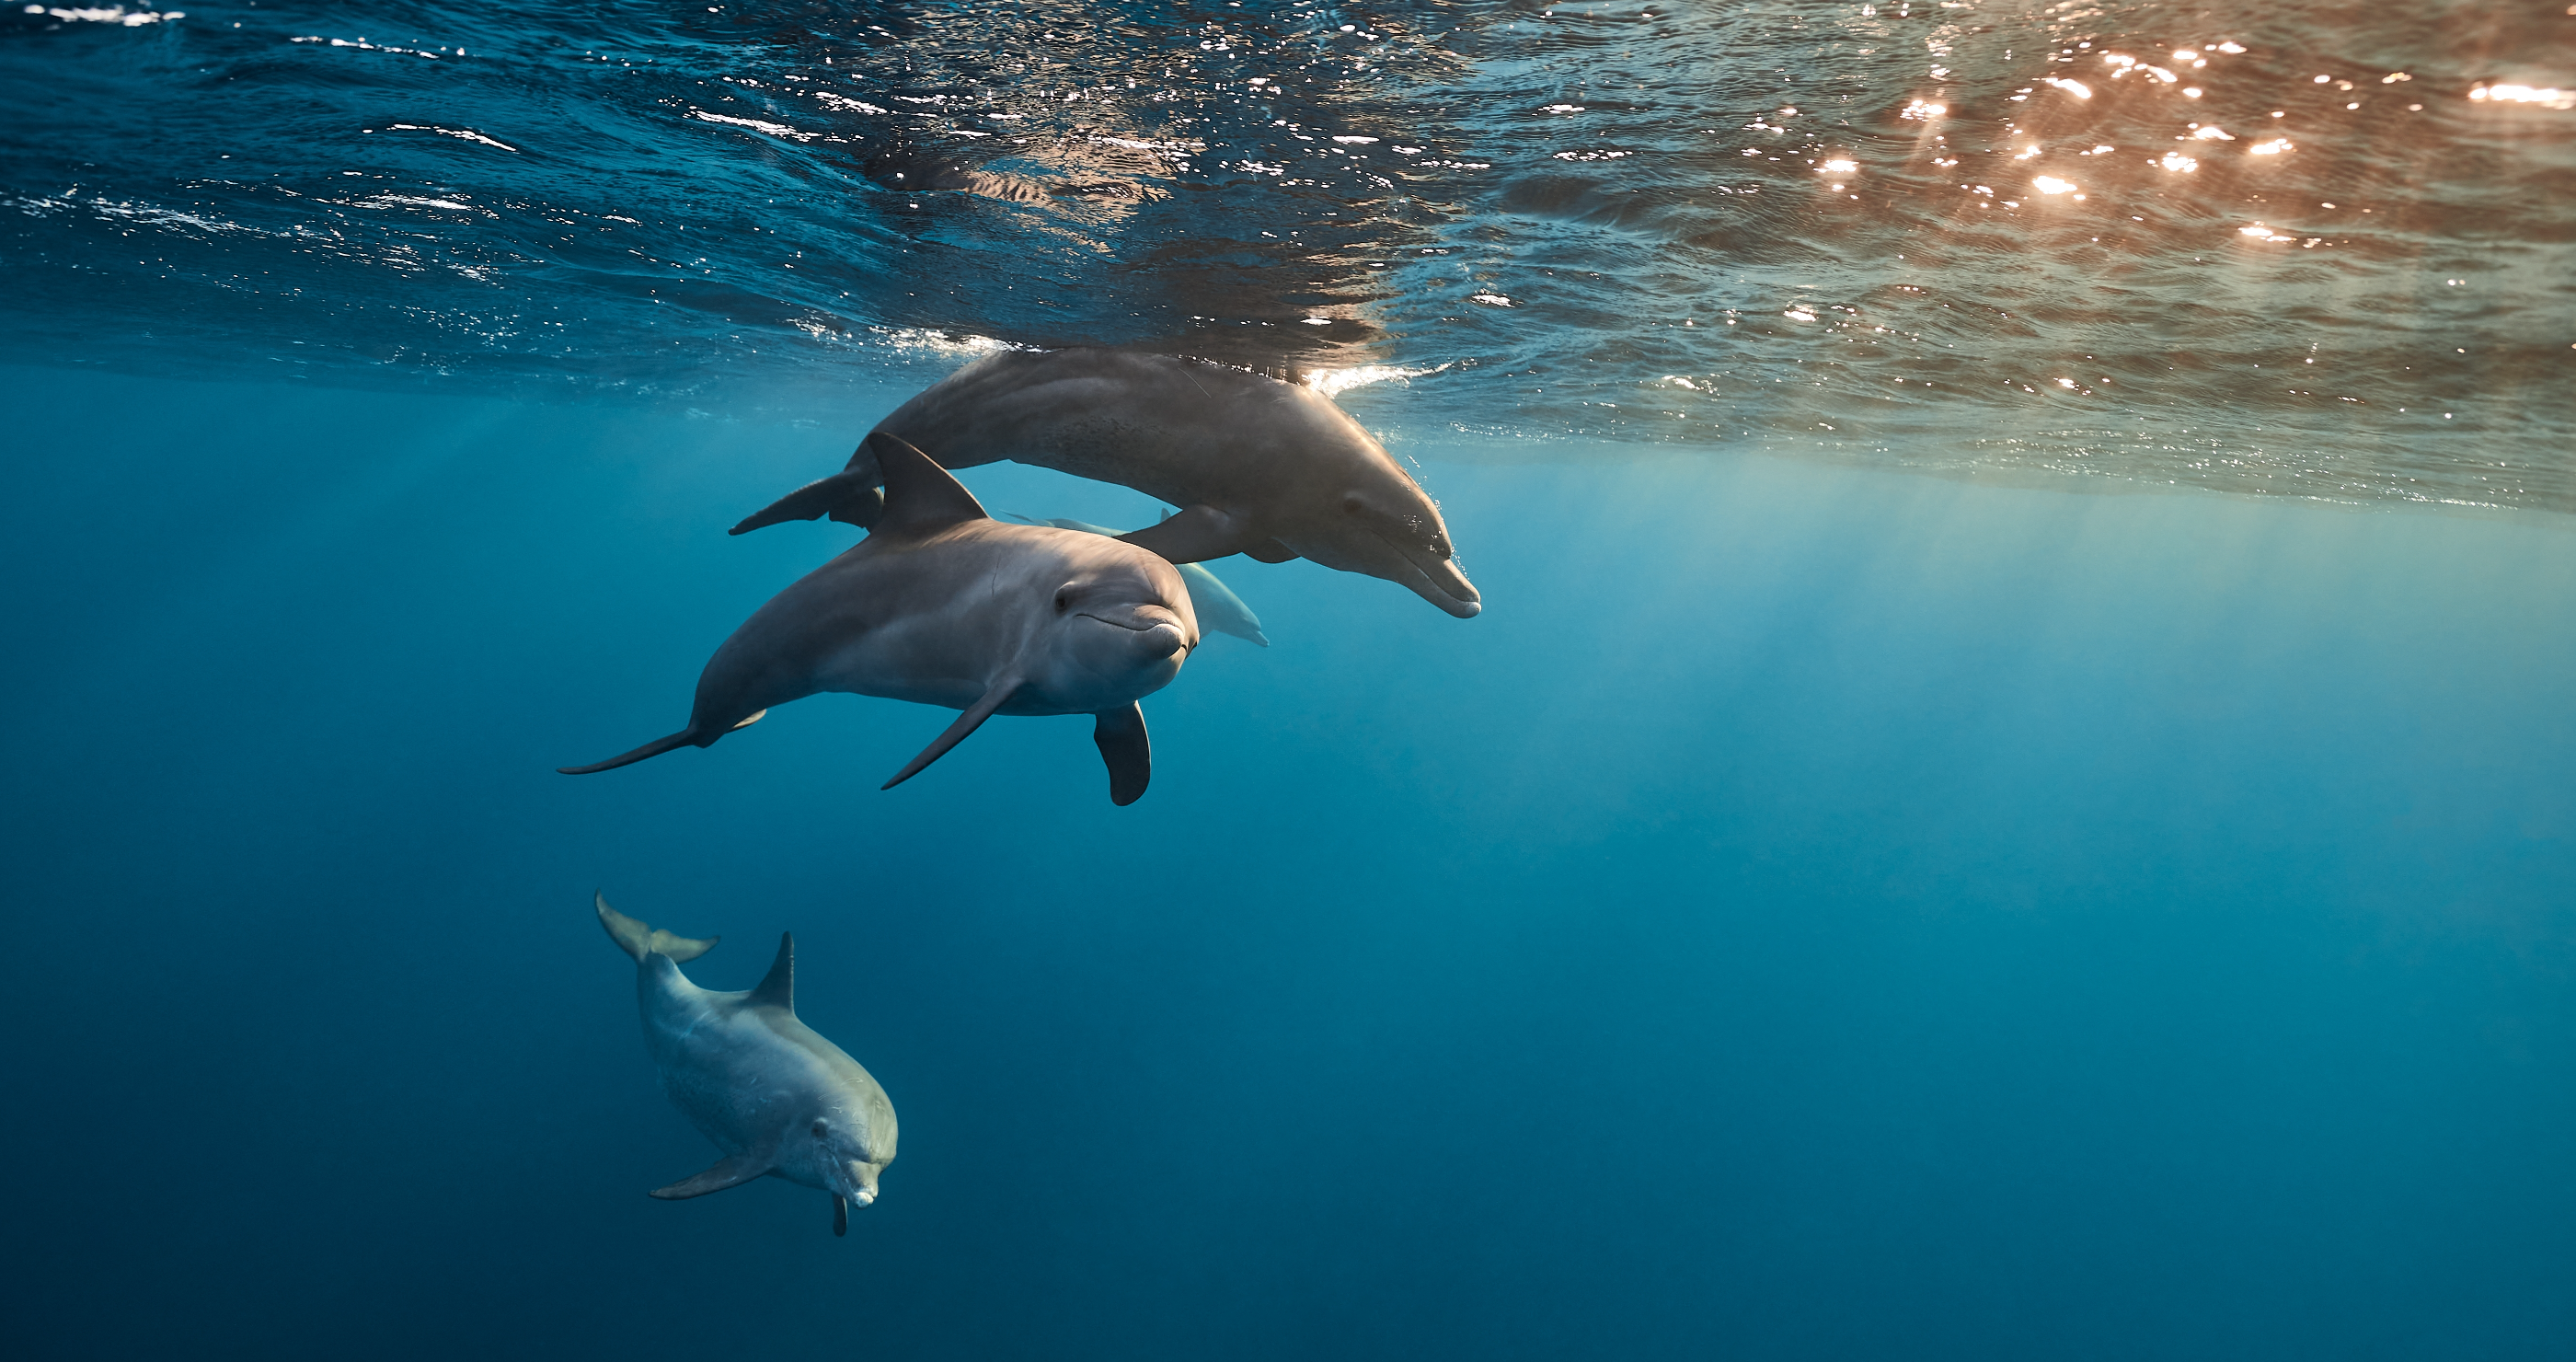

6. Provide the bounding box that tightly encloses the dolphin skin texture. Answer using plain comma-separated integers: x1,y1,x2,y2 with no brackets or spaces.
561,433,1199,805
1005,514,1270,647
730,347,1481,620
595,893,895,1237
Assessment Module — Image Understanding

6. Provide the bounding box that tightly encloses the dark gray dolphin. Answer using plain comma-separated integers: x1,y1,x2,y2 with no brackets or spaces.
730,347,1481,619
1004,513,1270,647
561,433,1200,805
595,894,895,1236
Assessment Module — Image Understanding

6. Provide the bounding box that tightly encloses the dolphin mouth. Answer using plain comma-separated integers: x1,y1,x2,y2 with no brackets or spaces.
1075,607,1194,657
1366,525,1482,618
841,1160,882,1207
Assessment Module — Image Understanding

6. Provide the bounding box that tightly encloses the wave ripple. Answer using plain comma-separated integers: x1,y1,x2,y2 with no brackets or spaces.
4,0,2570,511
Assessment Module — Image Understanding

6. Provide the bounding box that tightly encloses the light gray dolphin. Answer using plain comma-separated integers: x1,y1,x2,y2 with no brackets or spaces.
1004,513,1270,647
595,893,895,1237
729,347,1481,619
561,433,1200,804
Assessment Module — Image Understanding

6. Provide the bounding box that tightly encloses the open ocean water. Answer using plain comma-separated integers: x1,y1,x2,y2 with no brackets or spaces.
4,2,2573,1358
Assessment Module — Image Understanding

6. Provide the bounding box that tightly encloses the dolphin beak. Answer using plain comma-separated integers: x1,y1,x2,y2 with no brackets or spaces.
1384,534,1482,618
1079,605,1193,660
846,1160,880,1206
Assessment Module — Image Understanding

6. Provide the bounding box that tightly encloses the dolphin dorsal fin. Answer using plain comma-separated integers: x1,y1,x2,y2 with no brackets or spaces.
744,931,795,1012
869,432,988,538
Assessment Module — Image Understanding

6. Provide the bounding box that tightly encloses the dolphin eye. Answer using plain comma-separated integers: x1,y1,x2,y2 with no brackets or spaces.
811,1119,830,1137
1053,589,1071,613
1341,494,1364,514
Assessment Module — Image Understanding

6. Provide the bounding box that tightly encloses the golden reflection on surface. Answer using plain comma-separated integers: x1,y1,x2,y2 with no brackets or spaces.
2471,84,2576,110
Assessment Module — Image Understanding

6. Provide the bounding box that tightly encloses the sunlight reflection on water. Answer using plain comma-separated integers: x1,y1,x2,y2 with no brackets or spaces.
2,0,2570,510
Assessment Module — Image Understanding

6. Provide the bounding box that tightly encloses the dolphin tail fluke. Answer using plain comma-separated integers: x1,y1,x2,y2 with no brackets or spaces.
730,470,884,536
557,728,699,775
1093,703,1151,806
650,1148,774,1200
593,893,719,964
881,676,1019,791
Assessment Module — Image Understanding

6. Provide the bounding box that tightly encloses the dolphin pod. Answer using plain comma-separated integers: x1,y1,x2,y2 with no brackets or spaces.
1005,513,1271,647
573,350,1480,1232
730,347,1482,619
596,894,895,1235
561,432,1200,804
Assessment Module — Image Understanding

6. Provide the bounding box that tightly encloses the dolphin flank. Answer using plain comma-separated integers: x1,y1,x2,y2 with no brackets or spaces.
730,347,1481,619
595,893,896,1237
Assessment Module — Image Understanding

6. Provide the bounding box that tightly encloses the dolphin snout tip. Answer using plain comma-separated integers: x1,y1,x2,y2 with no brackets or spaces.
1135,621,1190,659
850,1187,877,1207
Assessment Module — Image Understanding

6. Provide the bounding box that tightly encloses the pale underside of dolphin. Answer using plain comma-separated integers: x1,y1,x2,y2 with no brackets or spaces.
560,433,1201,804
1004,512,1270,647
729,347,1482,619
596,893,896,1237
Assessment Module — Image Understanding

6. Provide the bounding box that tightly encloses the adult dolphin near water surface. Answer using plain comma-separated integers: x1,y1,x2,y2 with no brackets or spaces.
561,433,1199,805
730,348,1482,619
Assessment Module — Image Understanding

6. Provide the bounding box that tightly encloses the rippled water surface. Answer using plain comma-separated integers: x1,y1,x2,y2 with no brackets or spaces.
6,1,2572,507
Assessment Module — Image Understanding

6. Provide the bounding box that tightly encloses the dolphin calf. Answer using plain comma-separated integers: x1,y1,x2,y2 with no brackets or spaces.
730,347,1481,619
1004,513,1270,647
595,893,895,1237
561,433,1200,804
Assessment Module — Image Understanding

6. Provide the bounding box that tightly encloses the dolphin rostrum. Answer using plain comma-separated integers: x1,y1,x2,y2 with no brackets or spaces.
560,432,1200,804
595,893,895,1237
729,348,1481,619
1004,513,1270,647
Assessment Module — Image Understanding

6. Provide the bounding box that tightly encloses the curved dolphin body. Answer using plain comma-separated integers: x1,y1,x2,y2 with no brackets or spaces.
562,433,1199,805
730,348,1481,619
1005,513,1270,647
595,893,895,1237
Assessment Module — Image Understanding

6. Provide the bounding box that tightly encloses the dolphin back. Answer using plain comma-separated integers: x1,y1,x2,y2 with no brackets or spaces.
595,892,719,964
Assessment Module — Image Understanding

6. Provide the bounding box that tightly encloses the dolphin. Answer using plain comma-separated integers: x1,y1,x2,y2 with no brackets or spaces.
560,433,1200,804
595,893,895,1237
1004,513,1270,647
729,347,1481,619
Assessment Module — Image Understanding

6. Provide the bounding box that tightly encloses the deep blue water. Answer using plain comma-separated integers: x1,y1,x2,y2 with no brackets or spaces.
7,1,2576,1357
4,364,2571,1357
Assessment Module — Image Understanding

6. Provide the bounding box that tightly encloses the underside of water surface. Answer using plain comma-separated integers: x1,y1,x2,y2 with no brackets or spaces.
5,0,2571,508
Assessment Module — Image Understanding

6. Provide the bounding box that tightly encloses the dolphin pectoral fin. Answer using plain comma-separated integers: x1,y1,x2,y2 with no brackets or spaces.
1243,538,1296,564
1093,703,1151,806
650,1149,774,1200
730,709,768,731
558,728,700,776
833,1195,849,1238
826,486,886,529
730,470,883,536
1115,504,1259,566
882,676,1021,791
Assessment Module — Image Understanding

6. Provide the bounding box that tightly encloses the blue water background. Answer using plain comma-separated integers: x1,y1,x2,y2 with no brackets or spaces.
5,363,2571,1356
